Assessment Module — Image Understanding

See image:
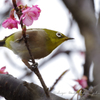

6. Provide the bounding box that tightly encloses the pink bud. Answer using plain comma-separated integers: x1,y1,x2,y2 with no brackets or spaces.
0,67,8,74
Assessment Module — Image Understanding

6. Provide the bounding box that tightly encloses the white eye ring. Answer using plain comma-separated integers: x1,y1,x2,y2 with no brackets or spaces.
56,32,62,37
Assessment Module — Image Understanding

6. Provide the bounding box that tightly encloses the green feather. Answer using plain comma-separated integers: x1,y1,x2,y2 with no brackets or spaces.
43,29,66,53
4,34,15,49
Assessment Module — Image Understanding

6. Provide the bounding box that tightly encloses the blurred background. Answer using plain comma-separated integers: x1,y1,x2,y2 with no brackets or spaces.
0,0,99,99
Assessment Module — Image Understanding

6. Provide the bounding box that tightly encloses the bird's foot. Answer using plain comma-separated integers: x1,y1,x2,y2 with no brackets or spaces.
31,62,38,70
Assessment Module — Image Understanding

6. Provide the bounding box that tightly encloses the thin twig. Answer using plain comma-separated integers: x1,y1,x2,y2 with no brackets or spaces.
50,70,69,91
12,0,35,67
12,0,50,98
32,67,50,97
22,25,35,64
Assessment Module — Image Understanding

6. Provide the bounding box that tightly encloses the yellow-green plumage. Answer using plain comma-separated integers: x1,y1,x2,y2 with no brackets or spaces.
0,28,72,62
4,34,15,49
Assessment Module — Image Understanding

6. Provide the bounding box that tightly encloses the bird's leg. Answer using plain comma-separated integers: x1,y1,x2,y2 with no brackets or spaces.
22,59,38,69
28,59,38,68
31,62,38,68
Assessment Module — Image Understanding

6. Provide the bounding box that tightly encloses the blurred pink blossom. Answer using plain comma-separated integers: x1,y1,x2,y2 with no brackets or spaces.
75,76,87,88
0,67,8,74
2,18,19,29
9,9,15,18
16,0,23,6
72,85,78,91
73,76,88,91
4,0,9,3
20,5,41,26
75,78,87,88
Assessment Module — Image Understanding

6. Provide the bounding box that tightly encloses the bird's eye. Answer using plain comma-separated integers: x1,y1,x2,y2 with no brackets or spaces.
56,32,62,37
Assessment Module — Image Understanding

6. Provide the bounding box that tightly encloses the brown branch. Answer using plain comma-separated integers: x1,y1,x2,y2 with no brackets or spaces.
0,74,66,100
32,67,50,97
62,0,100,86
22,25,35,64
50,70,69,91
12,0,50,98
62,0,100,99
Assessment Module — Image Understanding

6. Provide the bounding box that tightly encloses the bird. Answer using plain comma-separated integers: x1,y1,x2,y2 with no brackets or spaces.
0,28,73,67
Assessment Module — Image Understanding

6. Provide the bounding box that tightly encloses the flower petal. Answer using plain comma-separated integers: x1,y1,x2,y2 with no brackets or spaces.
2,18,19,29
0,67,8,74
20,5,41,26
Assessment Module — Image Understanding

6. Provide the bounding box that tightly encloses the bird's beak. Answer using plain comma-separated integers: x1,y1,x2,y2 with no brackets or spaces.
65,37,74,40
68,37,74,40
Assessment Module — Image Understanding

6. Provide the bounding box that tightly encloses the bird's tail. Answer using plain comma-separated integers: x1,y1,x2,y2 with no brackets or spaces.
0,38,6,46
0,34,14,46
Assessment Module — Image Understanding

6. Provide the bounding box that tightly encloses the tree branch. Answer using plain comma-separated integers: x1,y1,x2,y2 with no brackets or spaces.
62,0,100,85
0,74,66,100
11,0,50,98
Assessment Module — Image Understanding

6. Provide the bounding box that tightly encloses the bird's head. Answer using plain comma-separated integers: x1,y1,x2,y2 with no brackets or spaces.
43,29,73,53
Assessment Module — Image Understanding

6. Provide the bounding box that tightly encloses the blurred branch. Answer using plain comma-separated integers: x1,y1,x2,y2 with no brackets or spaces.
0,74,66,100
91,0,95,12
39,48,84,79
19,69,33,79
4,51,25,70
62,0,100,87
50,70,69,91
80,84,100,100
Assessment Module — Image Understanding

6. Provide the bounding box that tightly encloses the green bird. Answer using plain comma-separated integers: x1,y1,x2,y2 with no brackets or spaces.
0,28,73,67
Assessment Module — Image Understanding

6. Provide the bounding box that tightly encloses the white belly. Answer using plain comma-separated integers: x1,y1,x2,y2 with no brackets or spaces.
10,41,49,60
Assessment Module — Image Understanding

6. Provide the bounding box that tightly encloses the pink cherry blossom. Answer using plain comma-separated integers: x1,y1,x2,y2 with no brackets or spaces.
75,76,88,88
20,5,41,26
72,76,88,91
10,9,15,18
2,18,19,29
72,85,78,91
0,67,8,74
2,5,41,29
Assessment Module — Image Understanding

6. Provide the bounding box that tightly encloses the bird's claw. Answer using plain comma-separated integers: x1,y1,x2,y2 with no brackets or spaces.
31,62,38,69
